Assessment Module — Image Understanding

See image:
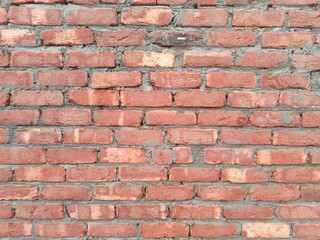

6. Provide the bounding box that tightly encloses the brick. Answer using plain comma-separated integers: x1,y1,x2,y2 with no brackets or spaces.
233,10,285,27
273,167,320,183
119,166,167,181
0,129,8,144
16,204,64,219
237,51,287,68
65,50,115,68
180,9,228,27
67,90,119,106
262,32,313,48
11,51,62,67
91,72,141,88
208,30,257,47
37,223,85,238
123,51,175,68
221,129,271,145
277,205,320,220
225,0,253,5
0,9,7,25
229,91,279,108
37,70,87,87
10,6,61,25
42,108,91,126
101,148,147,163
257,149,308,165
270,0,317,4
0,186,38,200
67,166,116,182
116,130,164,145
175,91,226,107
15,166,65,182
140,222,189,238
198,111,248,126
205,148,253,165
293,224,320,239
0,29,36,46
150,71,201,88
302,112,320,127
97,29,146,47
67,0,99,3
117,204,166,219
222,169,271,183
0,222,32,237
121,90,171,107
0,51,9,66
64,128,112,144
41,29,94,46
146,110,196,126
174,147,193,164
0,93,10,106
48,148,97,164
224,206,273,220
250,186,300,201
12,90,63,106
0,168,12,182
310,151,320,164
0,147,45,164
191,223,238,238
40,185,91,201
0,71,33,87
242,223,290,238
280,92,320,108
94,110,142,127
151,30,201,46
250,111,299,127
183,51,233,67
88,223,136,238
169,167,219,182
206,71,256,88
68,9,117,26
292,54,320,70
0,204,13,218
199,186,247,201
94,185,143,200
152,149,173,164
171,205,220,219
273,130,320,146
67,204,114,220
289,11,320,28
260,74,310,90
168,128,217,145
121,9,172,26
301,186,320,201
146,186,194,200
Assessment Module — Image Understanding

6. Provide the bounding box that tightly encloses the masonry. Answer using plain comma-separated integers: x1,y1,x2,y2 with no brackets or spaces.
0,0,319,238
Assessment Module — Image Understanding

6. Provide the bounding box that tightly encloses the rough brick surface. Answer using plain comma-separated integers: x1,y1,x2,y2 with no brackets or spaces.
0,0,319,239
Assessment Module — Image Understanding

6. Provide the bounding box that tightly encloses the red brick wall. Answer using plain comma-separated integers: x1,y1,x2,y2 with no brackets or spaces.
0,0,320,238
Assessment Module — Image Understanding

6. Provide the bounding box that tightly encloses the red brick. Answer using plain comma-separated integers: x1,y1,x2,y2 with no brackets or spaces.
146,110,196,126
0,129,8,144
191,223,238,238
0,71,33,87
233,10,285,27
225,0,253,5
0,93,9,106
41,29,94,46
242,223,290,238
64,128,112,144
0,30,36,46
120,166,167,181
168,128,217,145
11,51,62,67
0,147,45,164
221,129,271,145
260,74,310,89
121,90,172,107
175,91,226,107
150,71,201,88
65,50,115,68
257,149,308,165
180,9,228,27
40,185,91,201
262,32,313,48
228,91,279,108
37,222,85,238
289,11,320,28
293,224,320,239
0,222,32,237
97,29,146,46
16,204,64,219
280,92,320,108
47,148,97,164
277,205,320,220
302,112,320,127
146,186,194,200
116,130,164,145
301,186,320,201
67,204,114,220
117,204,166,219
91,72,141,88
292,54,320,70
67,90,119,106
94,185,143,200
140,222,189,238
206,71,256,88
123,51,175,68
224,206,274,219
15,166,65,182
236,51,287,68
88,223,136,238
273,130,320,146
152,149,173,164
183,51,233,67
67,0,99,3
205,148,253,165
94,110,142,127
174,147,193,164
0,51,9,66
270,0,317,4
198,110,248,126
68,9,117,25
199,186,247,201
101,148,147,164
37,70,87,87
42,108,91,126
0,9,7,25
10,6,61,25
222,168,271,183
208,30,257,47
171,205,221,219
0,168,12,182
121,9,172,26
170,167,219,182
0,186,38,200
67,166,115,182
250,111,299,127
12,90,63,106
250,186,300,201
310,151,320,164
273,167,320,183
0,204,13,219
